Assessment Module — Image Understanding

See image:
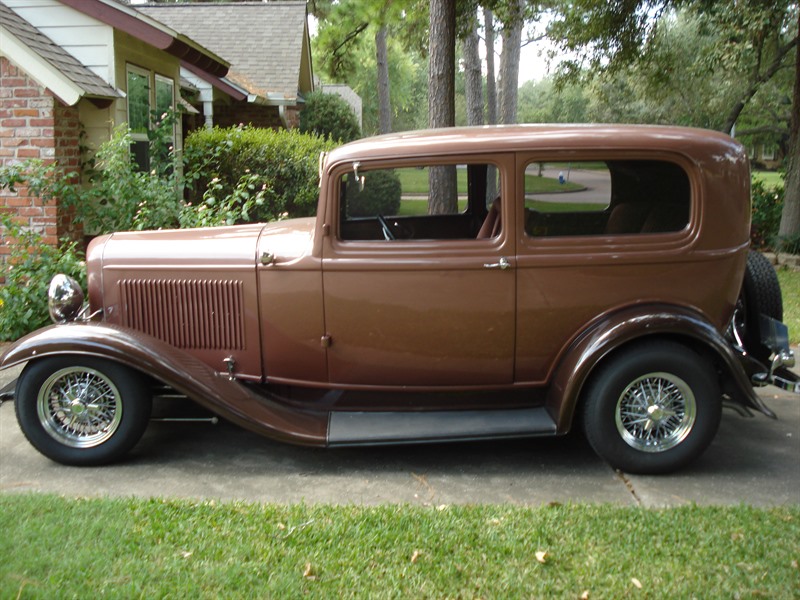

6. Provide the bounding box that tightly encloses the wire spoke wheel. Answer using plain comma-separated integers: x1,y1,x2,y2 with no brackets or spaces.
615,372,696,453
582,341,721,474
36,367,123,448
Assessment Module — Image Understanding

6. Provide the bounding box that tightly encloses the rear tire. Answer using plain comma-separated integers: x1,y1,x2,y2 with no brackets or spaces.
582,341,721,474
15,356,151,466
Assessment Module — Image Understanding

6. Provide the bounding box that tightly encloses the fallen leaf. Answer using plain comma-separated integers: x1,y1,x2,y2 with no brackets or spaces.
303,563,316,580
791,560,798,569
535,551,548,564
631,578,642,589
411,550,422,564
180,550,193,559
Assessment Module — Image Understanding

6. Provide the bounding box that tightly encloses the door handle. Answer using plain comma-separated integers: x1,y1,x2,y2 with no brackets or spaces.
483,257,511,270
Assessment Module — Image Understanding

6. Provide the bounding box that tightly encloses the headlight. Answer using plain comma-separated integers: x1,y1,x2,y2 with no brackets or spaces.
48,274,85,323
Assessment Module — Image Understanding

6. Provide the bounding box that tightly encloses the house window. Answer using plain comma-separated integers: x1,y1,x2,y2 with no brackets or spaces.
126,66,175,171
155,75,174,118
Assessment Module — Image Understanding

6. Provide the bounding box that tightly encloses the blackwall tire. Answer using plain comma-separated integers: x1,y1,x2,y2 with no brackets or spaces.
582,341,721,474
15,356,152,466
738,250,784,361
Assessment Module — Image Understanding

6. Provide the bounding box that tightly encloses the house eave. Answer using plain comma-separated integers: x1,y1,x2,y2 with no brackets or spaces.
58,0,230,78
0,25,116,106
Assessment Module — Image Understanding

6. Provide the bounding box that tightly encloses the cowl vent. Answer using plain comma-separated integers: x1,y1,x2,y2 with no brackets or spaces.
118,279,245,350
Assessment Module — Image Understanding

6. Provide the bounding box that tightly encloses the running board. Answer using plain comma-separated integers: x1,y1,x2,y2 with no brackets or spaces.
328,407,557,446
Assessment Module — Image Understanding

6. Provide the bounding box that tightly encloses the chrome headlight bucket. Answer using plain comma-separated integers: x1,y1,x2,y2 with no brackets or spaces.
48,274,85,323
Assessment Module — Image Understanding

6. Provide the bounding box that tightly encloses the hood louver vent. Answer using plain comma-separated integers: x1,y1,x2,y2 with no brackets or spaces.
119,279,245,350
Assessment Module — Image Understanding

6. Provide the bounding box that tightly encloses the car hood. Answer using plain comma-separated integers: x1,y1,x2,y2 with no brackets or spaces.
89,218,317,269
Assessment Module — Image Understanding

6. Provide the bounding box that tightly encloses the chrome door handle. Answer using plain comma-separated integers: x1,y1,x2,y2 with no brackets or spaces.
484,257,511,270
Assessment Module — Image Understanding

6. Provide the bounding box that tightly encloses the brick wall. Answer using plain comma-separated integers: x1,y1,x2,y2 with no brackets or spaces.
1,56,82,262
213,101,292,130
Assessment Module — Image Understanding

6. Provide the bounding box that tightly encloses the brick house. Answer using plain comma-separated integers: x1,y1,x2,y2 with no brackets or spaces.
0,0,233,260
1,0,314,269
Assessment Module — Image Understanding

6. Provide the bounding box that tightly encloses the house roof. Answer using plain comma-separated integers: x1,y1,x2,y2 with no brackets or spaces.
0,2,119,105
59,0,230,77
138,2,313,104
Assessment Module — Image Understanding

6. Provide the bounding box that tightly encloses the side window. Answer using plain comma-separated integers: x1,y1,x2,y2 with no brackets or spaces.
523,160,690,237
339,163,496,241
127,67,150,171
126,66,176,172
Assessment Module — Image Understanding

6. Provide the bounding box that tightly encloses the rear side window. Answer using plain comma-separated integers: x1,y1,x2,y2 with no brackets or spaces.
524,160,690,238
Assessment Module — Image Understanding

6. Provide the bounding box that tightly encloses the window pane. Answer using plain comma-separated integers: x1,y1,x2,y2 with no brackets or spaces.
155,77,174,117
524,160,690,237
339,164,491,241
127,70,149,134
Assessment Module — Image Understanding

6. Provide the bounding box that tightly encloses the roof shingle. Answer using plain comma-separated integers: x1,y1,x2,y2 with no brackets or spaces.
139,2,308,101
0,2,119,101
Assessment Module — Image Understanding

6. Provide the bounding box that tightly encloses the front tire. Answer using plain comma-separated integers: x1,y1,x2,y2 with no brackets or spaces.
582,341,721,474
15,357,152,466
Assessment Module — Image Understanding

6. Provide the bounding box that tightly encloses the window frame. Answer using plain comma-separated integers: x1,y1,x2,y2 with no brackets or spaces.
125,65,176,171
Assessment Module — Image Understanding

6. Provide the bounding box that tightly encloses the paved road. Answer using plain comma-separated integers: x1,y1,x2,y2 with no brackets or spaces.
1,362,797,507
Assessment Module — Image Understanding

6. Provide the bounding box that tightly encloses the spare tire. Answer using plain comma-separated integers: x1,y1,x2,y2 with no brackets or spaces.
736,250,783,362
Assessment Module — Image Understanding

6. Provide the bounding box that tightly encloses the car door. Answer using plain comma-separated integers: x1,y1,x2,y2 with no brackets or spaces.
321,157,516,388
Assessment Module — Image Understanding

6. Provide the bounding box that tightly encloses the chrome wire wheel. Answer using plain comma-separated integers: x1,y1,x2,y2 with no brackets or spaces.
36,367,123,449
615,372,696,453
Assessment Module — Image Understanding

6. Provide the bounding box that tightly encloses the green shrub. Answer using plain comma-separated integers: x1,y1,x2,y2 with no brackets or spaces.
75,121,182,233
298,91,361,143
346,169,402,217
0,214,86,341
750,179,783,250
183,126,337,223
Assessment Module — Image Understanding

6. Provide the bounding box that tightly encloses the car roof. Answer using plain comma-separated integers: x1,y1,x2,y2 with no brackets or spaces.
326,124,741,165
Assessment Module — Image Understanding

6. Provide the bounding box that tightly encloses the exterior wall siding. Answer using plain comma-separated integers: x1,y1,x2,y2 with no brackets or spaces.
4,0,114,84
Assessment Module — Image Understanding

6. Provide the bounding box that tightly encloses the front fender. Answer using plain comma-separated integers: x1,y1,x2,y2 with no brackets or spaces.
546,304,775,433
1,323,327,446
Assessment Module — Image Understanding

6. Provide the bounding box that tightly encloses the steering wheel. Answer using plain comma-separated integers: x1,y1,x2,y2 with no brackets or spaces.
377,214,395,240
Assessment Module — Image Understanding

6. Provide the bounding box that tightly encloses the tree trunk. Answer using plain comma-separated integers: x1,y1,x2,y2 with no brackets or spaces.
376,25,392,135
485,9,498,126
779,17,799,239
499,0,523,125
464,20,483,127
428,0,457,214
484,8,498,202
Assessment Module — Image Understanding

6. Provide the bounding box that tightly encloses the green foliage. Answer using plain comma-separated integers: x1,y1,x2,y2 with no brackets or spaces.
312,3,429,135
183,125,337,223
777,268,800,343
0,214,86,341
73,120,183,233
180,172,274,228
346,169,402,217
298,91,361,143
750,179,784,249
2,495,799,598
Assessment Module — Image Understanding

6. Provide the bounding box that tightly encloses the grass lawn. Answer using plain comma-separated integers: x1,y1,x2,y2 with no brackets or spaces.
752,171,784,188
1,494,798,598
778,267,800,344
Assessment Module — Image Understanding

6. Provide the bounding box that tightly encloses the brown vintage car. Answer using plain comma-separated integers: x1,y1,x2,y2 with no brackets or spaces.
1,125,798,474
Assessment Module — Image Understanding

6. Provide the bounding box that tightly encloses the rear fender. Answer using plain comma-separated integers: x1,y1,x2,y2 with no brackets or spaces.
1,324,327,445
546,304,775,433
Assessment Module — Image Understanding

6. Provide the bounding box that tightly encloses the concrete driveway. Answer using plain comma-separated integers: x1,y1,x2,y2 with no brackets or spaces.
1,362,797,507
